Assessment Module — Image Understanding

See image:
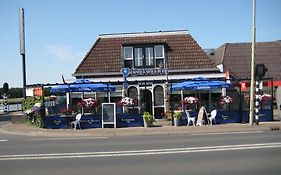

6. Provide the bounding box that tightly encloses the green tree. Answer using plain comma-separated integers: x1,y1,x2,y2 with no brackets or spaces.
0,88,23,98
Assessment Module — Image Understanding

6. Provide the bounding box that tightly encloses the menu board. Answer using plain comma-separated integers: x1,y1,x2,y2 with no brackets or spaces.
102,103,116,128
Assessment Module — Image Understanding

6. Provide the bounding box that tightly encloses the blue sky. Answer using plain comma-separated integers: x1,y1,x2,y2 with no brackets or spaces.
0,0,280,88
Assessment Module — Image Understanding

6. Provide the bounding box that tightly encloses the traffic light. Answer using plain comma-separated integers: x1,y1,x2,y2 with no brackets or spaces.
255,64,268,79
3,82,9,93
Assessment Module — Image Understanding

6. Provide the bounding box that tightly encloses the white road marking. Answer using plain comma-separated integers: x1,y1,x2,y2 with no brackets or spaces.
0,142,280,161
0,139,8,142
190,131,264,136
26,137,108,141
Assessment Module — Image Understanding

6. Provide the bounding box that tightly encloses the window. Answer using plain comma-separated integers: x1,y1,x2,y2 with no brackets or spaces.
155,45,165,68
124,47,133,68
155,45,164,58
134,48,143,67
145,47,154,67
128,86,139,114
123,44,165,68
128,86,138,100
154,85,164,106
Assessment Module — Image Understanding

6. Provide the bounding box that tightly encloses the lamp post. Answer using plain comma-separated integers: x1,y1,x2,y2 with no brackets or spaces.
249,0,256,125
19,8,27,99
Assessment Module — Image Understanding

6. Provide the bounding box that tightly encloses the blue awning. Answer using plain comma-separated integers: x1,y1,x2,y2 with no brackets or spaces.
51,79,116,93
171,77,231,91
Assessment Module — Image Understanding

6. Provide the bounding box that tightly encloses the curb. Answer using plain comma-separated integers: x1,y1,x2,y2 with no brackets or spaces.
0,122,279,138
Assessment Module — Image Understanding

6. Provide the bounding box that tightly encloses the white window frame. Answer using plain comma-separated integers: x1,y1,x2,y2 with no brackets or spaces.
124,47,133,61
154,45,164,59
145,47,154,67
134,47,143,67
154,45,165,67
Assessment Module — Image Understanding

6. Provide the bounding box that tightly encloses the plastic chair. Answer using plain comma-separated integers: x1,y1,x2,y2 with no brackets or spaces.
71,113,82,130
208,110,217,125
185,110,196,126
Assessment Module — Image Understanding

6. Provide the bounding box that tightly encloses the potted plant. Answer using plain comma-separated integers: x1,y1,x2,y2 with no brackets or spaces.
219,95,232,105
142,112,153,127
118,97,137,114
173,111,182,127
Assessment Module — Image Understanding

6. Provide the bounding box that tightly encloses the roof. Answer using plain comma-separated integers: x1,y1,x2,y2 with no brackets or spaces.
210,41,281,80
74,30,215,77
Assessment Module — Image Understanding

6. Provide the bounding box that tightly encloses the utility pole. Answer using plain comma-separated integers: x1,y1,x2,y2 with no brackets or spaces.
19,8,27,99
249,0,256,125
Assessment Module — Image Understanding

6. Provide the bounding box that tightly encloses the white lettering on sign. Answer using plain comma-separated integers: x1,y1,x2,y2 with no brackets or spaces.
131,68,168,76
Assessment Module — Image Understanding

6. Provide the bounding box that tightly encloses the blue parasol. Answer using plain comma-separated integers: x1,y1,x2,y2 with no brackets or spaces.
51,79,116,93
171,77,231,91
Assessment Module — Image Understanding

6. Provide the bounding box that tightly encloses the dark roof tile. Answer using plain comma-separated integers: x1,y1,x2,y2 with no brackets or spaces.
212,41,281,80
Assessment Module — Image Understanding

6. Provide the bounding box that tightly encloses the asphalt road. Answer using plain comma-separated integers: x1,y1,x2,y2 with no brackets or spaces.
0,128,281,175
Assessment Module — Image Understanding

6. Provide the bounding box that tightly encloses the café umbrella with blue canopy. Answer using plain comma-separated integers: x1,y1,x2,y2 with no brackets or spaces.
171,77,231,91
171,77,231,111
51,79,115,93
50,79,116,109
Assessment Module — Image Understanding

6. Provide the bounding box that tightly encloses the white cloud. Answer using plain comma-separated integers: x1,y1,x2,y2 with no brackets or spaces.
46,44,84,60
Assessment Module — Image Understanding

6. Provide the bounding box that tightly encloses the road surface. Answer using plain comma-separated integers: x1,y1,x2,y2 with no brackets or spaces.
0,128,280,175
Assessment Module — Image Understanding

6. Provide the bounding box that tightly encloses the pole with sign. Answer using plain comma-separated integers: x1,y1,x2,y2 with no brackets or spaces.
121,68,129,113
121,68,129,91
19,8,27,99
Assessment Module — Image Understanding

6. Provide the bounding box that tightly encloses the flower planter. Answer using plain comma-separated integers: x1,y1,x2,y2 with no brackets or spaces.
173,111,182,127
174,117,180,127
143,118,150,128
142,112,153,127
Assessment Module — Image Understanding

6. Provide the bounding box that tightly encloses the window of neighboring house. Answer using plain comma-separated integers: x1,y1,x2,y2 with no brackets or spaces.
155,45,165,68
124,47,133,68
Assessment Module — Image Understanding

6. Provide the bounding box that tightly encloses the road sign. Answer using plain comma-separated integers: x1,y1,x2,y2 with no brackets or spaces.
121,68,129,78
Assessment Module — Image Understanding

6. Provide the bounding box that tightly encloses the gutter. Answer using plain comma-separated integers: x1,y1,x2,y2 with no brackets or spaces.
72,67,220,78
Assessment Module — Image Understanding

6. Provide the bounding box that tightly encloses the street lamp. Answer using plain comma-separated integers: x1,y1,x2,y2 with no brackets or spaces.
249,0,256,125
19,8,27,99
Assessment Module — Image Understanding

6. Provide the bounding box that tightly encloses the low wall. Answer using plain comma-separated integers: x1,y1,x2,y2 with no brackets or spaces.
43,114,144,129
177,109,273,126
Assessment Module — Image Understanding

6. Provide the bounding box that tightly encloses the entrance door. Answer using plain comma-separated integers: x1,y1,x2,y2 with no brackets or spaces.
140,89,152,114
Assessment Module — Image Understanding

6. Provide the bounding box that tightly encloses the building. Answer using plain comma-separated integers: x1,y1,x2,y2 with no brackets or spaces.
210,41,281,119
210,41,281,85
73,30,226,118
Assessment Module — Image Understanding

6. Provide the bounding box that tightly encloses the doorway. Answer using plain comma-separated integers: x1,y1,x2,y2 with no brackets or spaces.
140,89,152,114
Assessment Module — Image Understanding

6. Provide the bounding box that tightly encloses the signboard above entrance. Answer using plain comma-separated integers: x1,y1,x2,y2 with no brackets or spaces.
131,68,168,76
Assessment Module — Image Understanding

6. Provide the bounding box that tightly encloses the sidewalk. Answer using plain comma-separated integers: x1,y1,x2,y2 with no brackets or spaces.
0,112,280,137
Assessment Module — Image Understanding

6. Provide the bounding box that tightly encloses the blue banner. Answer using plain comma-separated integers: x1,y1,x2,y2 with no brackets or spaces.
216,111,242,124
43,116,70,129
242,109,273,123
80,115,102,128
44,114,144,129
116,114,144,127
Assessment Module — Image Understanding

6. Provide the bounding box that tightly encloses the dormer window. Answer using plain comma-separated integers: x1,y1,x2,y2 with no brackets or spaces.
124,47,133,68
155,45,165,68
123,44,165,69
134,47,143,67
